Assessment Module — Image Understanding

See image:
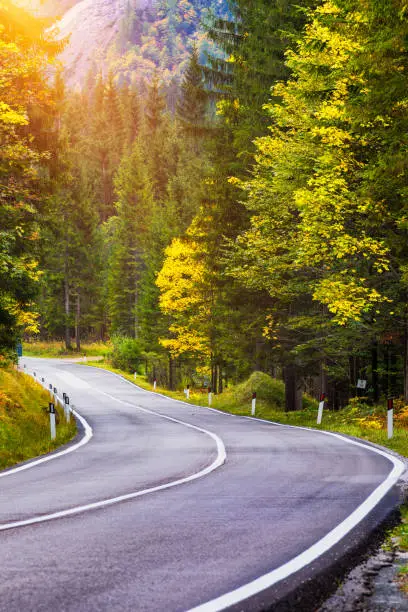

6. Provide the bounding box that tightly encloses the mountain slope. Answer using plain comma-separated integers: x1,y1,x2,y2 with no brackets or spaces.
44,0,230,87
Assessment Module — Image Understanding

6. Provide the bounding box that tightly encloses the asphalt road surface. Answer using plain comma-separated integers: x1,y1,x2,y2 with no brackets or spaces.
0,358,404,611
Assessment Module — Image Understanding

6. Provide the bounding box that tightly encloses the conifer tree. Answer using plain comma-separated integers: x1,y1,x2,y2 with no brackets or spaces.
107,139,154,337
176,44,207,139
145,72,166,135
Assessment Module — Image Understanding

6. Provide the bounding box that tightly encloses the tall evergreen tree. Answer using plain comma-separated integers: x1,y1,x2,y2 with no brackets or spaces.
177,44,208,139
107,139,154,337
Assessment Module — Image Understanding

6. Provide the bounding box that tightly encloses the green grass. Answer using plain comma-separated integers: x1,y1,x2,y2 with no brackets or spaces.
23,340,111,358
0,367,77,469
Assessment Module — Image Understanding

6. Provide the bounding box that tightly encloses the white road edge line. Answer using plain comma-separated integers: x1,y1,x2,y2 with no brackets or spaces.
0,387,226,532
82,366,406,612
187,437,405,611
0,374,93,480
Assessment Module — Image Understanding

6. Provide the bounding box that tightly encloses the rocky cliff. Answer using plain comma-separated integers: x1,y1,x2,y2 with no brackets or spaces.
25,0,229,87
56,0,150,86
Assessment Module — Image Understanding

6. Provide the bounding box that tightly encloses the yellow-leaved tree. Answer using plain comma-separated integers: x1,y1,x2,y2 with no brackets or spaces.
156,215,215,360
0,1,60,358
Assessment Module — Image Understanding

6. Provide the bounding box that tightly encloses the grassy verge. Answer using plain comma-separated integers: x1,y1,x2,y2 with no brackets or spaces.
0,367,77,470
23,340,111,358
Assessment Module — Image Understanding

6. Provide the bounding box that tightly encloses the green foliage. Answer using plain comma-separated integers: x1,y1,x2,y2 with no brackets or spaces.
109,335,143,372
233,371,285,407
13,0,408,413
102,0,230,88
177,44,208,137
232,371,317,410
0,1,60,357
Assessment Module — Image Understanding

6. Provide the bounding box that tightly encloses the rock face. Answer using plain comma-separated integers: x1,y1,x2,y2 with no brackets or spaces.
56,0,150,86
37,0,229,88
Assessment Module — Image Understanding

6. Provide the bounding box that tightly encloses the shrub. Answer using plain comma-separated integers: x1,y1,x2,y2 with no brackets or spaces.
109,336,143,372
231,371,318,411
232,371,286,408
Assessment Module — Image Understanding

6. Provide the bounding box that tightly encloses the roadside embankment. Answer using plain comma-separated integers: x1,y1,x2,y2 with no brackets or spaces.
0,367,77,470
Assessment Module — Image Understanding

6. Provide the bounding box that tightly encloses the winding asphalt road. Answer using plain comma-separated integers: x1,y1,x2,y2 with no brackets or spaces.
0,358,404,611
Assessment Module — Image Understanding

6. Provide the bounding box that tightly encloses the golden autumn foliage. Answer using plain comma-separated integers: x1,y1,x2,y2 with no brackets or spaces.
0,1,60,352
156,217,215,358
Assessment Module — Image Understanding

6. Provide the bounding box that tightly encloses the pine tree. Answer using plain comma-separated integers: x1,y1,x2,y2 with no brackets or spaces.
145,72,166,135
176,44,207,139
107,139,154,337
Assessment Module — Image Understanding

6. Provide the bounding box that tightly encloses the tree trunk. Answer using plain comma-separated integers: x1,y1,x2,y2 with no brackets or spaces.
75,292,80,352
390,351,397,398
404,316,408,402
349,356,355,389
372,340,379,403
64,268,71,351
218,363,223,394
255,339,262,371
102,157,108,221
320,358,328,398
169,356,175,391
211,362,217,394
134,283,138,339
285,364,300,411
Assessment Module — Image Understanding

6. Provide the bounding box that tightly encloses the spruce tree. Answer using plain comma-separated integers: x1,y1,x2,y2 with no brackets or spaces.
176,45,207,139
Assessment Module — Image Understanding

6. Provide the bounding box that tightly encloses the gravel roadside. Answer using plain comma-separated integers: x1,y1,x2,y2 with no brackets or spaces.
319,450,408,612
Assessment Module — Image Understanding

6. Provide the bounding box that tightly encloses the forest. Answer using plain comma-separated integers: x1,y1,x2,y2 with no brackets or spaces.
2,0,408,410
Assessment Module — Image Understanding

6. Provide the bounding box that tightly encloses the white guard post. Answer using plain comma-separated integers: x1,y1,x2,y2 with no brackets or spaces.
317,393,325,425
251,392,256,416
387,398,394,439
186,385,190,400
64,395,70,423
49,402,56,440
208,387,212,407
134,372,137,380
153,378,157,390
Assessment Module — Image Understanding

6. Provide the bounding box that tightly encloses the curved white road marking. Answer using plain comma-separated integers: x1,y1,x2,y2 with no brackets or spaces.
5,363,405,612
188,454,404,612
84,367,406,612
0,387,226,532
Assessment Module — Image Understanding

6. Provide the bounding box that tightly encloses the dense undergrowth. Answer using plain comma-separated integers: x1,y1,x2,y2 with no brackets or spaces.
0,367,77,469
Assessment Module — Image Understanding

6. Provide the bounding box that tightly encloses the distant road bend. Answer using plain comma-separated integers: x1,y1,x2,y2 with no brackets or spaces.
0,358,404,611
